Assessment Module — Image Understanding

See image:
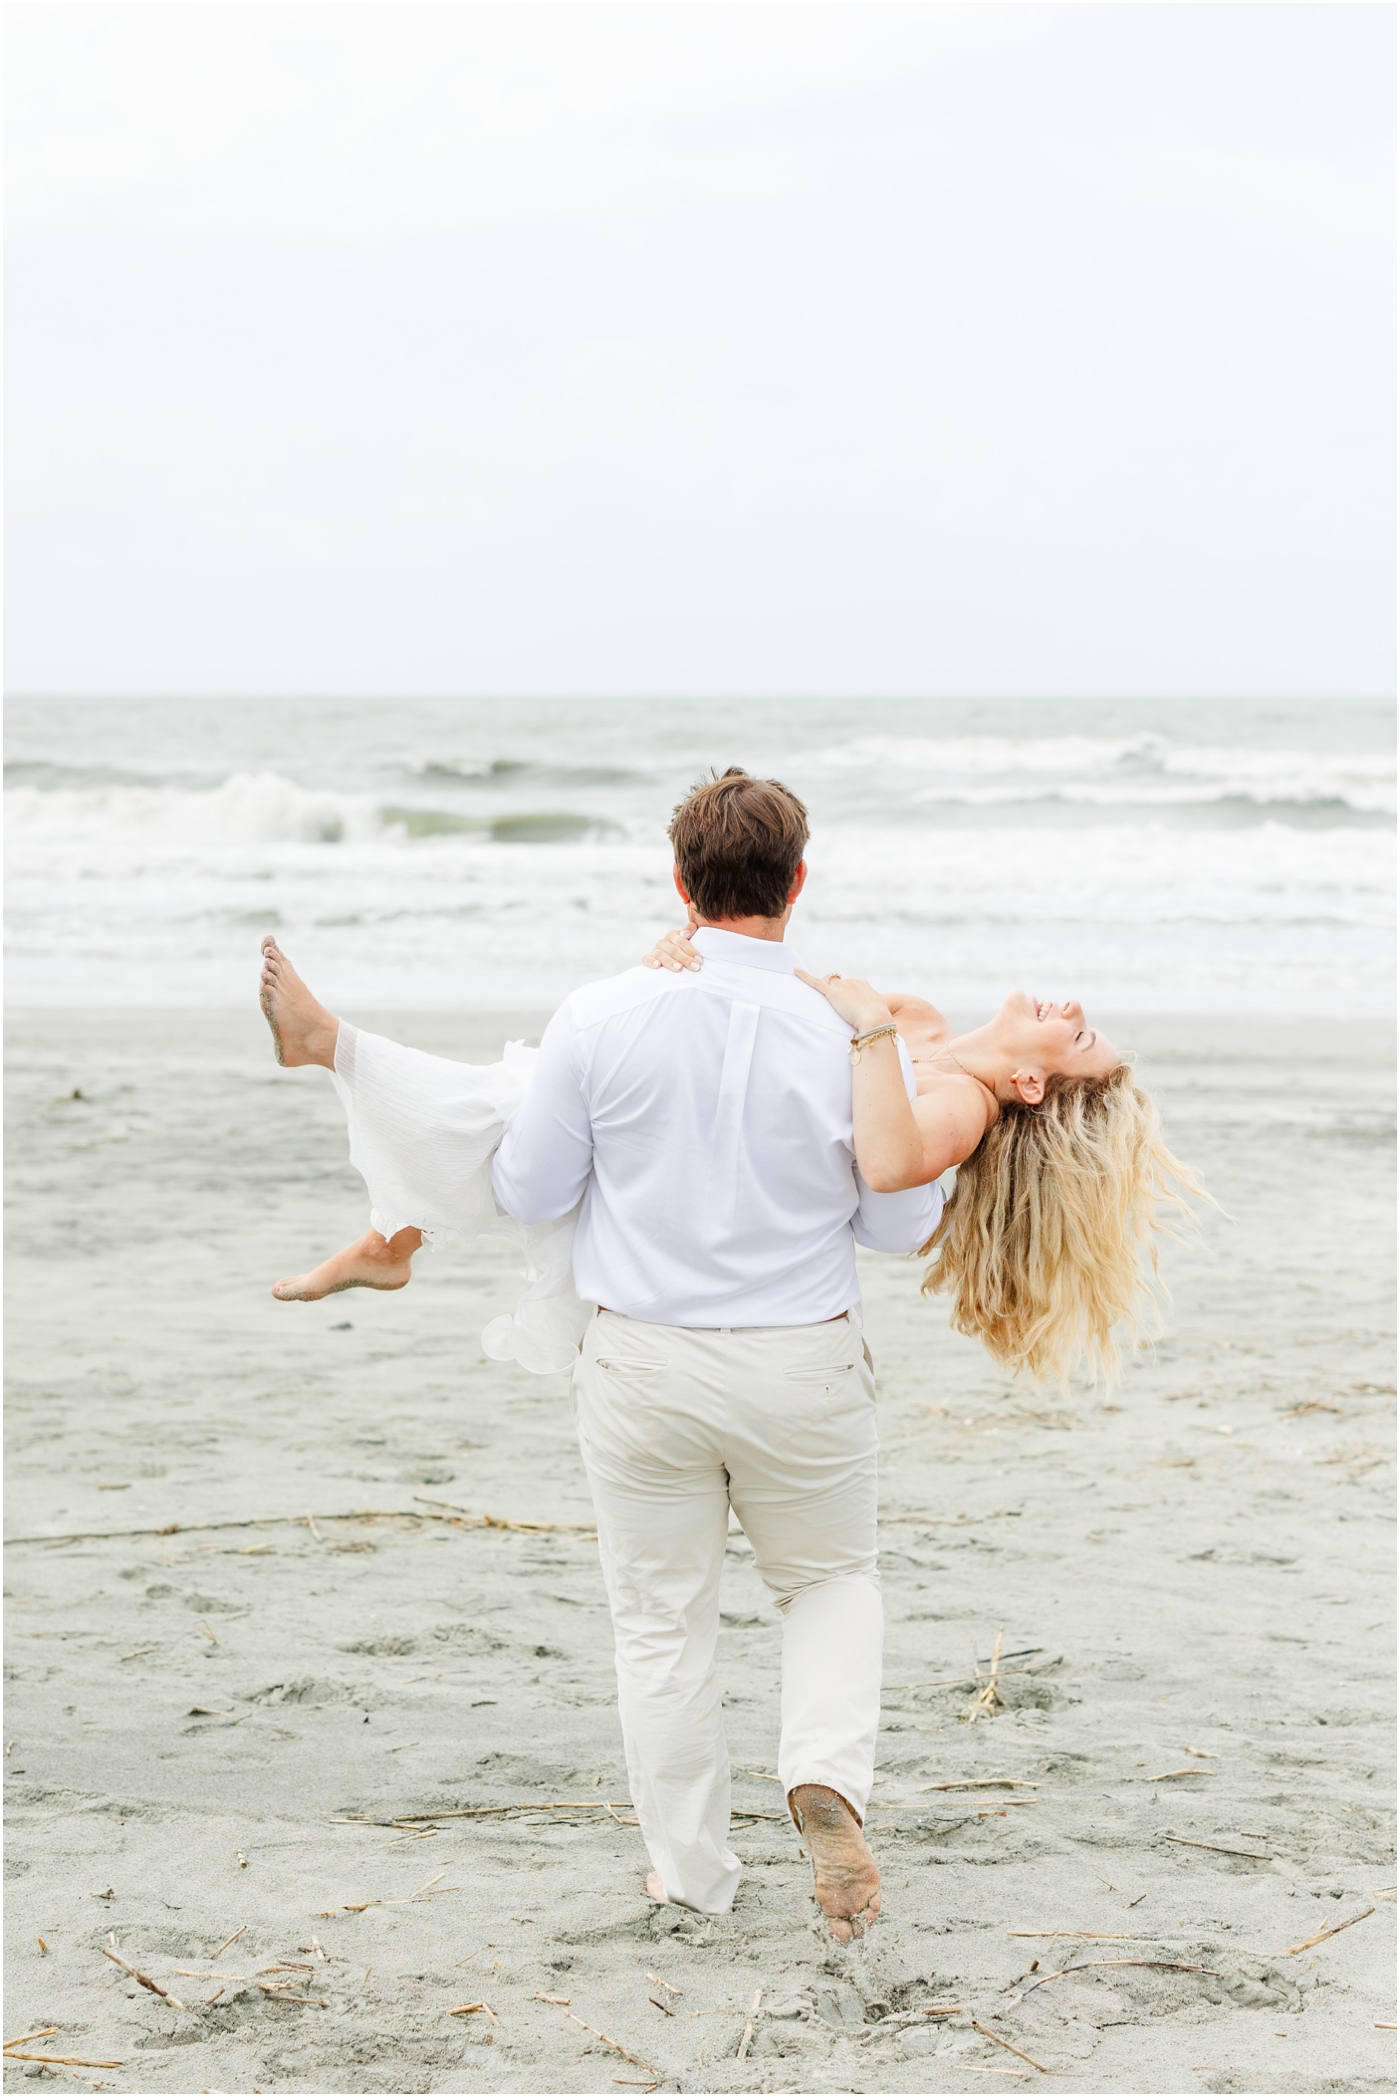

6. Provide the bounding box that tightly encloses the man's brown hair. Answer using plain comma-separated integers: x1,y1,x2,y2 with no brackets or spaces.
668,767,809,923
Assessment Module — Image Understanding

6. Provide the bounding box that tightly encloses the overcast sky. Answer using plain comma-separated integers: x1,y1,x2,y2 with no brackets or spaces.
6,3,1394,700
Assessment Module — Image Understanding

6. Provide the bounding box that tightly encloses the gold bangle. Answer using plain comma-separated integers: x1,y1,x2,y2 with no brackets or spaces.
849,1024,898,1065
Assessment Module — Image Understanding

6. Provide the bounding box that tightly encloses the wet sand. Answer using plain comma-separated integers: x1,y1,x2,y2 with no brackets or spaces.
3,1007,1395,2095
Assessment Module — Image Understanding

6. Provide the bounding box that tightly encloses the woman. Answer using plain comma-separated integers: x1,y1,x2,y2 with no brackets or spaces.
260,929,1200,1385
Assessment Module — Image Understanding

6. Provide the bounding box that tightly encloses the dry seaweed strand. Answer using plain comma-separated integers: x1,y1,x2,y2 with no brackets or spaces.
448,2001,498,2024
550,2004,657,2076
333,1801,787,1827
965,1627,1006,1723
3,1505,600,1548
971,2020,1050,2073
922,1779,1040,1792
1017,1958,1220,2001
209,1925,247,1959
323,1870,452,1916
3,2030,59,2052
1163,1835,1271,1860
101,1946,186,2009
887,1659,1053,1693
1285,1906,1374,1956
736,1987,762,2059
1007,1932,1148,1942
3,2053,125,2069
412,1494,597,1533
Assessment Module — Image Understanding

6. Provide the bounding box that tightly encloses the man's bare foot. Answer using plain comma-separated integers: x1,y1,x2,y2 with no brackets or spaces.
644,1871,667,1903
259,937,339,1069
789,1784,881,1942
272,1227,422,1301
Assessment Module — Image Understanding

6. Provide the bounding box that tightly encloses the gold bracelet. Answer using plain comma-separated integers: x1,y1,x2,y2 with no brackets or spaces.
849,1024,898,1065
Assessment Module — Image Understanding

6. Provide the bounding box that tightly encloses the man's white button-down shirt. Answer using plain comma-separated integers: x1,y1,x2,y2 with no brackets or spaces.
491,927,944,1328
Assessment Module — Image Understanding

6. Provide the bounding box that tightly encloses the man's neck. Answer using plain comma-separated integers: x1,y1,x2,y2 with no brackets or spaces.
695,915,789,944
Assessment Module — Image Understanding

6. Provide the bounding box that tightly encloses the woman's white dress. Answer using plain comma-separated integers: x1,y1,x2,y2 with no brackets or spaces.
330,1023,592,1375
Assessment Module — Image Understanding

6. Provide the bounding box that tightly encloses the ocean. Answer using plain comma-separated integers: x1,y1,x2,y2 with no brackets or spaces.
4,696,1393,1018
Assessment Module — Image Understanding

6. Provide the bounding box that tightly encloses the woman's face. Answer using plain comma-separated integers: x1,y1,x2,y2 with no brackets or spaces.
990,992,1121,1095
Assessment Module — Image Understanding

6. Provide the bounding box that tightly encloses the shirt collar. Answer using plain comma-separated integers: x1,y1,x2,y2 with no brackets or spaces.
689,926,802,974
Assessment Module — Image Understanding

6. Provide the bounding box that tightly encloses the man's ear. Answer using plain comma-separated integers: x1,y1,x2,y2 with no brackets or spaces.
1010,1068,1045,1106
672,865,692,908
787,860,808,906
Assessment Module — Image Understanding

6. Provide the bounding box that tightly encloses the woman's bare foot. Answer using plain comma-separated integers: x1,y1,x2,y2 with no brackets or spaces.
260,937,339,1069
644,1871,667,1903
272,1227,422,1301
789,1784,881,1942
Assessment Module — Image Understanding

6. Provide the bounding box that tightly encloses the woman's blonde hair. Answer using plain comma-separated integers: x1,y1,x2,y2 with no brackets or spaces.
920,1065,1203,1388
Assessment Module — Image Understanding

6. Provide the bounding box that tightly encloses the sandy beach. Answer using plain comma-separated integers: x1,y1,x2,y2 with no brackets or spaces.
3,1005,1394,2095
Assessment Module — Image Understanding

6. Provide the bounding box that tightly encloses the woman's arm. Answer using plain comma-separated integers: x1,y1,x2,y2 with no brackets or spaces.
795,971,993,1191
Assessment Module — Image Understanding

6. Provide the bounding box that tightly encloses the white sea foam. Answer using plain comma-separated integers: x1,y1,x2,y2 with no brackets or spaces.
4,771,388,846
4,699,1393,1012
814,734,1394,815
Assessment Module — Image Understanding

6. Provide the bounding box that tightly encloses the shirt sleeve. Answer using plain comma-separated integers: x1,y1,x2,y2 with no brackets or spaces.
851,1170,944,1254
490,1004,594,1224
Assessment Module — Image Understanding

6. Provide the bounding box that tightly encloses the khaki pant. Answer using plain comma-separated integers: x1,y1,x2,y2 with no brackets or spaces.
571,1307,882,1914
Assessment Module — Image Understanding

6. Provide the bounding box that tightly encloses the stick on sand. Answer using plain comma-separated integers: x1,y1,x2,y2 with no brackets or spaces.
965,1627,1006,1723
1007,1931,1144,1942
1018,1958,1219,2001
412,1493,597,1533
101,1946,186,2010
736,1987,762,2059
922,1779,1040,1792
971,2020,1050,2073
1164,1835,1271,1860
3,1505,601,1548
550,2004,657,2076
1286,1906,1374,1956
3,2053,125,2069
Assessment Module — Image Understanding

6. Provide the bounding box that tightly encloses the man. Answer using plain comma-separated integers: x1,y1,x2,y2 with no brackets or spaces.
491,768,942,1937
